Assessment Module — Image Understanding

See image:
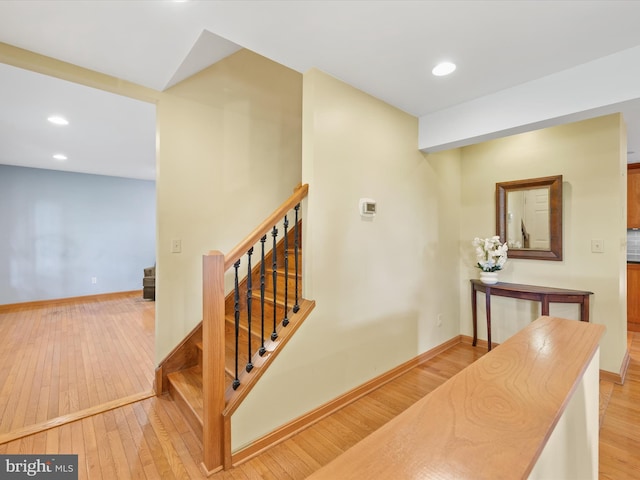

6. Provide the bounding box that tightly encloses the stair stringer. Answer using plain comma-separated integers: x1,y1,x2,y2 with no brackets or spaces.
223,298,315,416
155,322,202,395
221,298,315,468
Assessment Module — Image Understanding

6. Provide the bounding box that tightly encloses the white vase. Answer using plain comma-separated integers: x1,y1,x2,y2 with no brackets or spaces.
480,271,499,285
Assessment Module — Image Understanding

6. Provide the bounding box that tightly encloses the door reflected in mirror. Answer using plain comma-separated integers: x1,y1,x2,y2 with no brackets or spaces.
506,188,550,250
496,175,563,261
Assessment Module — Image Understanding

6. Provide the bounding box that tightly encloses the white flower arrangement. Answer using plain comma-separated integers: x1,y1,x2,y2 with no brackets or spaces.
472,236,508,272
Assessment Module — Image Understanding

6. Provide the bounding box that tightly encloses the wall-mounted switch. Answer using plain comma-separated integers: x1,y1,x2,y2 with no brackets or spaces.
171,239,182,253
591,239,604,253
359,198,376,217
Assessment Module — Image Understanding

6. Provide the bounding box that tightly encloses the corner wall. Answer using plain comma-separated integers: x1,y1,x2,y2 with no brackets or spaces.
458,114,627,374
155,49,302,363
231,68,462,450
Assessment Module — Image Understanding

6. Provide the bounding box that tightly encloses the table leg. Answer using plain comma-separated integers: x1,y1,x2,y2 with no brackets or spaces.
471,284,478,346
541,296,550,316
581,297,590,322
486,287,492,351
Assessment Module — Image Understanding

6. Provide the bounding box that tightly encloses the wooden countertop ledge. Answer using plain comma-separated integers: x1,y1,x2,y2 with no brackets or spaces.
308,316,606,480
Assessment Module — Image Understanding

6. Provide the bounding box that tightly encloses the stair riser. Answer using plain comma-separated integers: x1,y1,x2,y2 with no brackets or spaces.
231,286,297,316
263,274,300,303
225,321,264,351
168,381,203,443
274,250,302,270
244,268,300,299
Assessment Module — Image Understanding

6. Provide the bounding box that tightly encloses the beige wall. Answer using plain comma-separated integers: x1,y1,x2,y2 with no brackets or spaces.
232,68,463,449
458,114,627,374
156,49,303,362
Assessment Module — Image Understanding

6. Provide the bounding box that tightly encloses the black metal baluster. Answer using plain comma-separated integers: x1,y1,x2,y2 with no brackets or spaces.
271,225,278,341
246,247,254,372
293,204,300,313
259,235,267,356
282,215,289,327
232,260,241,390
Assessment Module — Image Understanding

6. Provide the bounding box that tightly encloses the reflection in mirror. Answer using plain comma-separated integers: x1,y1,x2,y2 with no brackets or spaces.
506,188,550,250
496,175,563,261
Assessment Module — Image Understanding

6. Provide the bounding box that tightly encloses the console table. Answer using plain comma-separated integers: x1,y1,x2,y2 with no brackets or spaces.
470,280,593,351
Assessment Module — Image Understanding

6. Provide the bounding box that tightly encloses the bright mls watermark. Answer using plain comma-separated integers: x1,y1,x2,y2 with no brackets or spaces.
1,455,77,479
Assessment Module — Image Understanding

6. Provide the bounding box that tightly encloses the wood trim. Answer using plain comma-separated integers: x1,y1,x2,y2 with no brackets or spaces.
222,299,316,418
224,184,308,271
223,416,233,473
0,42,160,104
199,462,223,478
600,349,630,385
0,390,154,445
231,334,463,467
0,290,142,312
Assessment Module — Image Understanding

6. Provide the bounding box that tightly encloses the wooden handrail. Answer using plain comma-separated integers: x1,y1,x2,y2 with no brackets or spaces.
224,184,308,271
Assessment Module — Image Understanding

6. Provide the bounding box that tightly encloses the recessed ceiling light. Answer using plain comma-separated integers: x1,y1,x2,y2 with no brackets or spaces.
48,115,69,126
53,153,68,161
432,61,456,77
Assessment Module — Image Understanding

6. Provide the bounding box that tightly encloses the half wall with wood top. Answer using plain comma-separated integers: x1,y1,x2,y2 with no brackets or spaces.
308,316,605,480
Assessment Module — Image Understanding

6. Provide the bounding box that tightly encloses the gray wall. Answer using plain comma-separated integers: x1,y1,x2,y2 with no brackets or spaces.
0,165,155,304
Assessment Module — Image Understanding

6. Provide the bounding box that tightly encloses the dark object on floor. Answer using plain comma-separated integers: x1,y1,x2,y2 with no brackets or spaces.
143,265,155,300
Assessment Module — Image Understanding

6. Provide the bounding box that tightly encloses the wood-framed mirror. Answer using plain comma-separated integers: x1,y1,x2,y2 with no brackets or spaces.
496,175,563,261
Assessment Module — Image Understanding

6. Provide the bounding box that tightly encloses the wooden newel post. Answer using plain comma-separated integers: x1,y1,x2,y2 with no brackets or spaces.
201,251,226,475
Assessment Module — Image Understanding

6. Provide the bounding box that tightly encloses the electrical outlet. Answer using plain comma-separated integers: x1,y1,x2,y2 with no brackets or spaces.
171,239,182,253
437,313,443,327
591,239,604,253
91,276,97,284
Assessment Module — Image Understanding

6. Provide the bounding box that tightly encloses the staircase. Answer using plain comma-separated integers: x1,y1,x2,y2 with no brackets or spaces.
164,239,302,442
154,184,314,472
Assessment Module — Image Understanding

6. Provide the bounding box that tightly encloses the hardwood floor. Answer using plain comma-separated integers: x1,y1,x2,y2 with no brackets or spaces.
0,292,154,436
599,332,640,479
1,296,639,479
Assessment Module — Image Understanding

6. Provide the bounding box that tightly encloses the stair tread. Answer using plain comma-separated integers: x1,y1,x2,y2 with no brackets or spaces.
167,366,203,420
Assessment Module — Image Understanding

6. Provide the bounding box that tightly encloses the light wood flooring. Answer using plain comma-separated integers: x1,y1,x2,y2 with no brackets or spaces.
1,296,639,479
0,292,154,436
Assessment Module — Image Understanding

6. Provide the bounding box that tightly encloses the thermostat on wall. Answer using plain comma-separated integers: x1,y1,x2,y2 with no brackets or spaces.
359,198,377,217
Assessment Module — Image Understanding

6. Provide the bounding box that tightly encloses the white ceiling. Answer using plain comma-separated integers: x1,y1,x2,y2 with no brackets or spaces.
2,0,640,180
